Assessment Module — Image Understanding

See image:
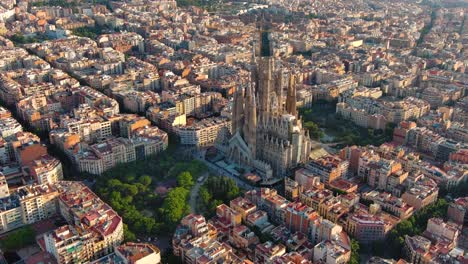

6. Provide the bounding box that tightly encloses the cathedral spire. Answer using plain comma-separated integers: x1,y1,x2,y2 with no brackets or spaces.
251,83,257,127
243,83,251,140
286,71,297,117
243,82,257,159
251,40,257,64
275,68,283,115
256,13,273,58
232,85,244,133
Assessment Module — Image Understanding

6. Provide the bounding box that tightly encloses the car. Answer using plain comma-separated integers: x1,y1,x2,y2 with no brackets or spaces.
197,176,205,183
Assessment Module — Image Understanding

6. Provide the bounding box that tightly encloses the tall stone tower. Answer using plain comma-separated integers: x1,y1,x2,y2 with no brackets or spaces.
286,73,298,117
255,20,284,116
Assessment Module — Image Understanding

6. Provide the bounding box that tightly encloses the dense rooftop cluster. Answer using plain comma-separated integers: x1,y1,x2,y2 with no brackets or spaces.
0,0,467,263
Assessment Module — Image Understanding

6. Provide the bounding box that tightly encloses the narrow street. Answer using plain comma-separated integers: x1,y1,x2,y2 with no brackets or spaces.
189,172,208,214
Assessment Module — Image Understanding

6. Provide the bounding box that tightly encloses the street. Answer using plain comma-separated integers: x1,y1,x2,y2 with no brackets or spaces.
189,172,208,214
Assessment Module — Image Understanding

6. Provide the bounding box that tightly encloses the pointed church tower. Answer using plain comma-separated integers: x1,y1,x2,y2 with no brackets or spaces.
286,72,297,117
243,84,251,140
232,85,244,133
249,85,257,158
275,69,284,115
251,40,258,90
243,82,257,159
256,17,275,116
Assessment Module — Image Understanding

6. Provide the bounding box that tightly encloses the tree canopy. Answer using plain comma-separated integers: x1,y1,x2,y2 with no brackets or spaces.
0,226,36,251
304,121,324,140
198,176,241,216
93,148,208,239
350,239,360,264
161,187,191,224
177,171,194,189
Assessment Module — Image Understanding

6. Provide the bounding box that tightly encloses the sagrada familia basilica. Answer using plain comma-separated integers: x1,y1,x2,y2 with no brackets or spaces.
218,22,312,181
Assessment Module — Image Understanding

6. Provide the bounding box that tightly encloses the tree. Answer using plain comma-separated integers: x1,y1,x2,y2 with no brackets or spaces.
177,171,194,189
349,239,360,264
124,173,136,183
210,199,223,213
135,217,156,234
199,187,211,205
226,182,240,201
139,175,152,186
123,184,139,197
71,26,103,39
304,121,324,140
9,34,40,45
92,146,213,237
0,226,36,251
161,187,190,225
198,176,241,216
384,122,396,141
123,224,136,242
31,0,78,7
107,179,123,189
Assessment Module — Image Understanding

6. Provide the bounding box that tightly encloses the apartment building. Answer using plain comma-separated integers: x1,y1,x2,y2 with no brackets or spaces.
60,115,112,144
9,132,47,166
75,137,132,175
114,242,161,264
318,197,349,223
246,189,290,224
425,218,460,241
401,177,438,210
299,187,334,211
255,241,286,264
175,116,231,147
447,197,468,225
0,184,59,233
294,168,323,191
44,225,97,264
363,191,414,219
229,197,257,221
55,181,124,257
284,177,301,201
305,155,349,183
285,202,319,234
23,155,63,185
346,205,398,243
75,131,167,175
337,102,387,130
118,114,151,138
0,174,9,198
313,240,351,264
404,218,463,264
366,159,402,190
0,116,22,140
228,225,259,249
119,90,161,113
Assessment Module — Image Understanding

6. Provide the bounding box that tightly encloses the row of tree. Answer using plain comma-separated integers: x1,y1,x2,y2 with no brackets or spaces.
198,176,241,217
31,0,78,7
10,34,47,45
72,26,104,40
